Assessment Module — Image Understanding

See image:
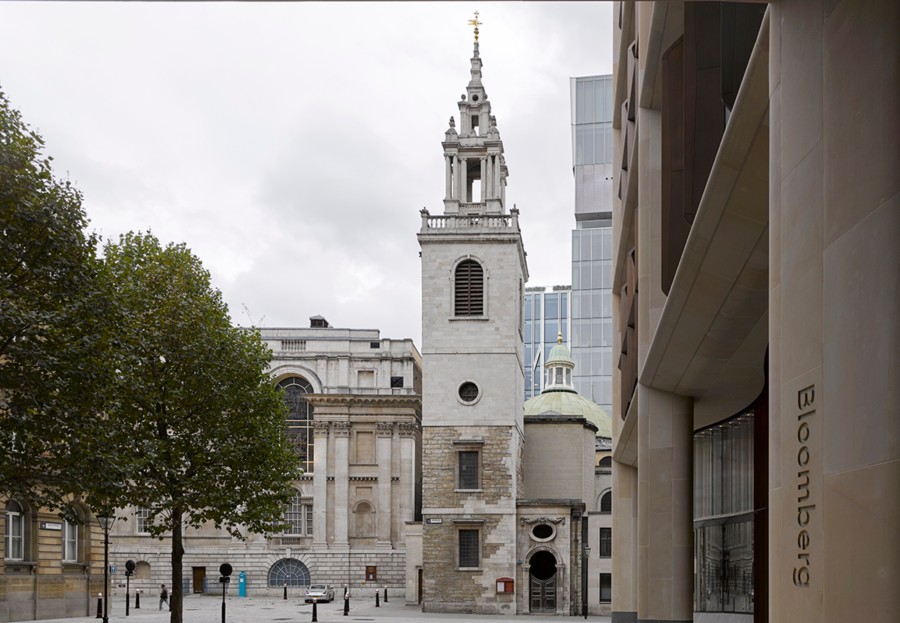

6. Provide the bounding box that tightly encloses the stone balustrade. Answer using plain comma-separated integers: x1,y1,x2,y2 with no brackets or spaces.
419,208,520,233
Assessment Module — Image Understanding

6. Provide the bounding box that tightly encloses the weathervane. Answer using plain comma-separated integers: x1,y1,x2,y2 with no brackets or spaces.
468,11,482,42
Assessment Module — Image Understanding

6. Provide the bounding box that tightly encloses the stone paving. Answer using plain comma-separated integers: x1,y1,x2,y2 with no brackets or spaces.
30,592,612,623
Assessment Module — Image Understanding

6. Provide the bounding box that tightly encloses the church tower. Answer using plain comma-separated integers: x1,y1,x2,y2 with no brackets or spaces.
417,18,529,615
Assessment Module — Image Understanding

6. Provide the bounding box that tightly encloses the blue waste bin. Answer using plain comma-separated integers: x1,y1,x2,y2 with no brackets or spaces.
238,571,246,598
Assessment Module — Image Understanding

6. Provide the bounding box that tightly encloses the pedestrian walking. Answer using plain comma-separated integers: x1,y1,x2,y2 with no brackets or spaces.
159,584,168,610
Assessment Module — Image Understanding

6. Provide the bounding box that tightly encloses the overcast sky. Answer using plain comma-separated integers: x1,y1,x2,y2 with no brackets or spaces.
1,2,612,347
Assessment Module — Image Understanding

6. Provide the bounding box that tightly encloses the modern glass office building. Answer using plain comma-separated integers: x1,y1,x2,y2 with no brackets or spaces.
523,286,572,400
570,75,614,415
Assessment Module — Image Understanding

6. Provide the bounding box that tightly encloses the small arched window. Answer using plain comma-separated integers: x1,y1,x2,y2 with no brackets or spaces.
278,377,315,473
454,259,484,316
600,491,612,514
599,456,612,469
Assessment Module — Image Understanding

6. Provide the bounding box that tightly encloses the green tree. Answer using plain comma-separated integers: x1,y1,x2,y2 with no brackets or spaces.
94,232,300,623
0,87,113,509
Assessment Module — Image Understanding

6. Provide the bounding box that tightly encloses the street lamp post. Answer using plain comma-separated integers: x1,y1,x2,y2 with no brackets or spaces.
583,543,591,620
97,514,115,623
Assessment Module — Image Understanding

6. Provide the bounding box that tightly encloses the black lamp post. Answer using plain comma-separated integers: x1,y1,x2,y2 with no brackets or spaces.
583,543,591,619
219,563,233,623
97,514,114,623
125,559,135,616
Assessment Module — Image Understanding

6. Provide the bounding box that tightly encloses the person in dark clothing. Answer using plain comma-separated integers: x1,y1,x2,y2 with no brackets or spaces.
159,584,168,610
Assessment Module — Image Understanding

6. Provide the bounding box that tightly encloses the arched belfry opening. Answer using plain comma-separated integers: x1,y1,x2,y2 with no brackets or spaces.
529,550,558,613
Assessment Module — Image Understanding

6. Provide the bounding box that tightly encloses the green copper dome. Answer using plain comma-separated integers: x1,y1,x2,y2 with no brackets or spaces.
524,331,611,437
545,331,574,367
524,391,612,438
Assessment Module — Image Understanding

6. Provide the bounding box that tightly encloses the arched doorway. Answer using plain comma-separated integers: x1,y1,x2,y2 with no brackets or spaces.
529,550,557,613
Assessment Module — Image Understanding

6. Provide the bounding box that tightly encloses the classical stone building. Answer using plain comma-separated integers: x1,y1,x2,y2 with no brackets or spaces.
610,3,898,623
1,500,105,622
110,317,422,599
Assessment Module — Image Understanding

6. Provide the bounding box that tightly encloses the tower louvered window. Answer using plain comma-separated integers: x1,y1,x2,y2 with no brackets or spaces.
455,259,484,316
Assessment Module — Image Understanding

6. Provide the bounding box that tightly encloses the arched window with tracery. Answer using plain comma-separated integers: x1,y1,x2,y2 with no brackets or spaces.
278,377,315,473
454,259,484,316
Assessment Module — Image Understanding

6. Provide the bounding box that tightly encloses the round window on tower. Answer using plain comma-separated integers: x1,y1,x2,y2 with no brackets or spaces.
472,94,480,102
458,381,480,405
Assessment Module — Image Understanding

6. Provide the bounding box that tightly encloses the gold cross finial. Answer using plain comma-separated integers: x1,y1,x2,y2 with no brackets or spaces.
468,11,482,42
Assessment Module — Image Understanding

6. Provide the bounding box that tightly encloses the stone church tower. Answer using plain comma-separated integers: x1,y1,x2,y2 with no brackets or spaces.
416,32,529,615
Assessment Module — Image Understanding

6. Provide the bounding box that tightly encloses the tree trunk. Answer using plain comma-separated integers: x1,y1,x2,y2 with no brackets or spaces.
170,509,184,623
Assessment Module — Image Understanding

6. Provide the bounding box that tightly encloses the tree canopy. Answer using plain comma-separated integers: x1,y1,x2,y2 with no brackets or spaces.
93,232,301,622
0,87,113,507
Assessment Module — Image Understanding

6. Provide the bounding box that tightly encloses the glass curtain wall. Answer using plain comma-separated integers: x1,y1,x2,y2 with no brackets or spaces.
570,75,614,415
524,287,571,400
693,412,754,614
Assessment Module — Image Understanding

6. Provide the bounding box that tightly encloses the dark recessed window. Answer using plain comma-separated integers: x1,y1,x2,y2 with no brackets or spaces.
458,451,479,489
455,259,484,316
458,382,479,403
390,376,403,388
532,524,553,540
599,573,611,603
459,529,480,568
599,527,612,557
370,341,380,349
600,491,612,514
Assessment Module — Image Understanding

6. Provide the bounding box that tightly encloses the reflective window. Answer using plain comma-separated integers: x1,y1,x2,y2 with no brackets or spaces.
694,413,754,614
278,377,315,473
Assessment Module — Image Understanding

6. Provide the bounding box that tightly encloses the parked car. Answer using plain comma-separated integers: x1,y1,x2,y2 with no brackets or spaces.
304,584,335,603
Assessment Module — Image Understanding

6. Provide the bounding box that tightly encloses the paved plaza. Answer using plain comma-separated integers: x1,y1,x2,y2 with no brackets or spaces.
34,593,612,623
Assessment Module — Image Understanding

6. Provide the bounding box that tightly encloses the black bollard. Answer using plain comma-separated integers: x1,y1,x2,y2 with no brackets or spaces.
343,590,349,616
283,583,287,600
136,590,141,609
311,599,318,623
96,593,102,619
384,586,388,603
375,589,380,607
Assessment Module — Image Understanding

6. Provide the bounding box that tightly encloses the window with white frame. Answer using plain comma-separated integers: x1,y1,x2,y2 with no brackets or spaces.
283,491,313,536
135,507,152,534
4,500,25,560
278,376,315,473
63,520,79,562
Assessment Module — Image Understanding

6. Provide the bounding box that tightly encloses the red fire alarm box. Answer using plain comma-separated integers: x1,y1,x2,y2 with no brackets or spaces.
496,577,514,593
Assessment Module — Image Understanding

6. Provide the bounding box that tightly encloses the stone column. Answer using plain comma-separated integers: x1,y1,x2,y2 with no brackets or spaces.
612,461,638,623
398,422,417,537
452,156,459,199
445,155,453,200
312,421,330,546
376,422,394,546
493,157,501,199
332,421,351,546
636,386,692,623
484,155,493,200
459,157,467,203
479,157,486,202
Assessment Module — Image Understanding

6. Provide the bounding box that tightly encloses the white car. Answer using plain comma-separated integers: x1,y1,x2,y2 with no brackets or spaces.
304,584,335,603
